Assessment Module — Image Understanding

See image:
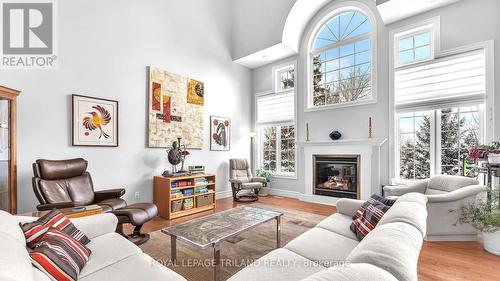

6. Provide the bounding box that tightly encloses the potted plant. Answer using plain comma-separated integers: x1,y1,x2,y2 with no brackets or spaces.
256,169,273,196
460,188,500,255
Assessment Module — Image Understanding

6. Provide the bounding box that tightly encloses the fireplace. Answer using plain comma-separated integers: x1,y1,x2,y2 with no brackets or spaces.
313,155,360,199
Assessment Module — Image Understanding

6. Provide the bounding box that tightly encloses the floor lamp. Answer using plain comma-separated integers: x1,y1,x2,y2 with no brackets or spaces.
248,131,257,173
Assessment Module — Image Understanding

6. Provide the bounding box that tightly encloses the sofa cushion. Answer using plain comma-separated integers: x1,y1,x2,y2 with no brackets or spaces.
284,227,358,267
316,213,358,241
79,253,186,281
227,248,325,281
0,210,26,244
21,209,90,247
350,201,391,240
0,233,35,281
378,201,427,236
30,228,91,281
347,222,423,281
79,232,141,278
33,268,51,281
428,175,478,192
301,263,398,281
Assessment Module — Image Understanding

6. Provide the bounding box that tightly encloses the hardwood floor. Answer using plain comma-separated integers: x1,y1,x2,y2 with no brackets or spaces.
126,196,500,281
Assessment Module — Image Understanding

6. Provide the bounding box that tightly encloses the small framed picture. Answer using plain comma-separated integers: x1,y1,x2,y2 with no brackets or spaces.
72,94,118,147
210,115,230,151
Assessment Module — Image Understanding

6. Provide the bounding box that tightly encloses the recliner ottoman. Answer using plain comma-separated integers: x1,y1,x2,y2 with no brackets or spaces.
114,203,158,245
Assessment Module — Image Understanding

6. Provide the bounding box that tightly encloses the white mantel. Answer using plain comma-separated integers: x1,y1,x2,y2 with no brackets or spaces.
297,138,387,205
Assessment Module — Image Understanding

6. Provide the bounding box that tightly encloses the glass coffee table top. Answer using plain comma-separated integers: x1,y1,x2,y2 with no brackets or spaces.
161,206,283,248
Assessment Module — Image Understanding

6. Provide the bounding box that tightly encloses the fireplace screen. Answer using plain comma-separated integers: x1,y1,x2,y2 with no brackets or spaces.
313,155,359,199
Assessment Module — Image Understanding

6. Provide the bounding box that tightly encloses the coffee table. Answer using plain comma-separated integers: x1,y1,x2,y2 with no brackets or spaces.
161,206,283,281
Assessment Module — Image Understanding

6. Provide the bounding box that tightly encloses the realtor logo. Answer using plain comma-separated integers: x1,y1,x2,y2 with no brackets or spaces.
1,0,57,68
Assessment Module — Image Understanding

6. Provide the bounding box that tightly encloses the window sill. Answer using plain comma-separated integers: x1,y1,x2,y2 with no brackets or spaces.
272,173,297,180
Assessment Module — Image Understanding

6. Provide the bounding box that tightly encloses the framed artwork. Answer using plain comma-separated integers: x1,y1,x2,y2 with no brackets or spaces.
148,67,204,149
210,115,230,151
72,94,118,147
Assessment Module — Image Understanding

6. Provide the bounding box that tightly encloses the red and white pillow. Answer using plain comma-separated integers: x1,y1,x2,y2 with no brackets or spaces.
350,194,395,240
20,209,90,248
30,227,92,281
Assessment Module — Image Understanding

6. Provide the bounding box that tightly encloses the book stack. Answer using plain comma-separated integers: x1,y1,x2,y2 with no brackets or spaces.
194,177,210,194
170,190,183,199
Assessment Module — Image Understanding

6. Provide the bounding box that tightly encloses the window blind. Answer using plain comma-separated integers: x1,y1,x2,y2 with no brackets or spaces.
257,91,294,124
395,49,485,110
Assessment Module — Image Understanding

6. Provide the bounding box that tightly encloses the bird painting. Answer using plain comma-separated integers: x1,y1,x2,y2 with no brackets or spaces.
83,105,111,139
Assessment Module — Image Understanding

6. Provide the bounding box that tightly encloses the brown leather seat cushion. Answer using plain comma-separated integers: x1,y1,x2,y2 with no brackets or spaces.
96,198,127,210
114,203,158,226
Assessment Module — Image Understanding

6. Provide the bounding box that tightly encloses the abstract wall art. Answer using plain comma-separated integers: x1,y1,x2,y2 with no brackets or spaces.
148,67,204,149
210,115,230,151
72,94,118,147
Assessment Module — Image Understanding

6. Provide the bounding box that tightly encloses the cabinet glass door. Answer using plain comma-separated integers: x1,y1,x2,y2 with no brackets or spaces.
0,99,9,211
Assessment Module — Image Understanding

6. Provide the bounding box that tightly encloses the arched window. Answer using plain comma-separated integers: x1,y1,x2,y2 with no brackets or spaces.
310,10,373,108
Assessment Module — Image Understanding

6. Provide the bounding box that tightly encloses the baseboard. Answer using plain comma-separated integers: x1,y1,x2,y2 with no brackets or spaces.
269,188,302,199
215,190,232,200
424,234,478,242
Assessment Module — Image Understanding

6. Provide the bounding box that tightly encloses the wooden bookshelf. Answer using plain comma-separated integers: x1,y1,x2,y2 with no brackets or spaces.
153,174,216,220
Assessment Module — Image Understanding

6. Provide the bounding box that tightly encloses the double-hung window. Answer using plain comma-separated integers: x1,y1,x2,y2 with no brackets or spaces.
257,81,295,177
395,48,487,180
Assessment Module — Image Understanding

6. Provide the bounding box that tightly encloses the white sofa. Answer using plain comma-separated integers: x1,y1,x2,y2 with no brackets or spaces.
228,193,428,281
384,175,486,241
0,210,186,281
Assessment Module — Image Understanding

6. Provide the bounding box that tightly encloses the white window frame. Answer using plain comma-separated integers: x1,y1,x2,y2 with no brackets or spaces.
257,123,296,178
393,17,440,68
303,4,378,112
272,63,295,93
389,19,495,182
395,104,485,182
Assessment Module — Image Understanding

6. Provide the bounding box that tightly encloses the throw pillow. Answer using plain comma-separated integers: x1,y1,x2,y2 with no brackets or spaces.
352,194,396,220
350,200,392,240
30,227,91,281
21,209,90,248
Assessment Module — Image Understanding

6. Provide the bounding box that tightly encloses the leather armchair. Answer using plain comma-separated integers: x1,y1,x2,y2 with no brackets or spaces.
383,175,486,241
32,158,127,212
229,158,265,202
32,158,158,245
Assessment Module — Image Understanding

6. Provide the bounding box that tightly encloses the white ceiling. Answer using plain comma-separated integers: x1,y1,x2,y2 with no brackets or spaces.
235,0,461,69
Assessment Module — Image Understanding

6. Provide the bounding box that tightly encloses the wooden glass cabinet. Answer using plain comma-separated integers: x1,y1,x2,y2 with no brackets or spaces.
0,85,20,214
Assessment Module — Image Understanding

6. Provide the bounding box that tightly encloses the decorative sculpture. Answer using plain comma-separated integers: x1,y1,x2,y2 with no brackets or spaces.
166,137,190,176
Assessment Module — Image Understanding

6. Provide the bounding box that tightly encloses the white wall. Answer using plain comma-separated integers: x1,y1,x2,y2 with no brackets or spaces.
252,0,499,195
231,0,296,60
0,0,252,213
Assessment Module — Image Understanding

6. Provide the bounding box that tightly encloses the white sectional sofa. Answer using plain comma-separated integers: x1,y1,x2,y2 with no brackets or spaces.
0,211,186,281
228,193,428,281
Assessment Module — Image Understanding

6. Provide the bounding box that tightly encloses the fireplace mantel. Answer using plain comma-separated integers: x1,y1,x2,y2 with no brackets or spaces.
298,138,388,205
297,138,387,147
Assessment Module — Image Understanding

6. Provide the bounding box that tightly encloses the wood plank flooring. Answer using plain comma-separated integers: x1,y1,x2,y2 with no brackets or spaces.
125,196,500,281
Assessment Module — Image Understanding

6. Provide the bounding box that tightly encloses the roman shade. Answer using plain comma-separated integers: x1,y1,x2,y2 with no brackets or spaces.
395,48,485,110
256,91,294,124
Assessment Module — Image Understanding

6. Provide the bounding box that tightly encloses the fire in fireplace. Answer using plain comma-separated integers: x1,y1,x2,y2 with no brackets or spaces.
313,155,360,199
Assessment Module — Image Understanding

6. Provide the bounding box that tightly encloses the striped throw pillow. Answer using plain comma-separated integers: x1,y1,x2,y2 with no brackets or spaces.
350,200,392,240
21,209,90,248
30,227,91,281
352,194,395,220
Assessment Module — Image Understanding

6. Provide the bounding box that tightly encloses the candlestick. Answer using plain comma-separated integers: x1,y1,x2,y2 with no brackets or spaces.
306,122,310,141
368,117,372,138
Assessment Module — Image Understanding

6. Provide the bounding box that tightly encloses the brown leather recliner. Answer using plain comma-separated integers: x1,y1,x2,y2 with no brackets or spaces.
32,158,157,244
